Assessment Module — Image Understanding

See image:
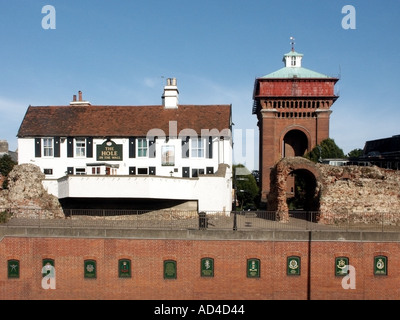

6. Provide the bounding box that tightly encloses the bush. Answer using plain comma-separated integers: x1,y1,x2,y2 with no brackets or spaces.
0,210,12,223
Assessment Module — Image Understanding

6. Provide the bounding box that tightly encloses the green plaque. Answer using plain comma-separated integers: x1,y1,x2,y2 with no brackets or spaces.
335,257,349,276
119,259,131,278
201,258,214,277
164,260,177,279
374,256,387,275
287,256,301,276
8,260,20,278
42,258,55,277
96,140,123,161
84,260,97,279
247,259,260,278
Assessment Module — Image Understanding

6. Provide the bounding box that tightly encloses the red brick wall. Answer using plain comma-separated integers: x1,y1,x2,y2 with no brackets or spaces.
0,237,399,300
258,80,336,96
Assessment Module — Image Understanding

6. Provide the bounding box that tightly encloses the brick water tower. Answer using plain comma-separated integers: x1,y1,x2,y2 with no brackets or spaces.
252,41,339,205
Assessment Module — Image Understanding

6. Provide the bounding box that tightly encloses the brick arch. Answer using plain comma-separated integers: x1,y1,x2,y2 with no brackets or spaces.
267,157,323,222
280,125,312,156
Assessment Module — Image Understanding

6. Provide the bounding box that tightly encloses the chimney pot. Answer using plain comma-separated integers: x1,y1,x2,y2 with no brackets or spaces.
73,95,77,102
78,91,82,101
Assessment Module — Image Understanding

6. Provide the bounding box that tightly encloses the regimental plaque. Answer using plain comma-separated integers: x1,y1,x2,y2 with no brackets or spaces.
119,259,131,278
287,256,301,276
8,260,20,278
335,257,349,276
164,260,177,279
96,140,123,161
42,258,55,277
374,256,387,275
201,258,214,277
247,259,260,278
84,260,97,279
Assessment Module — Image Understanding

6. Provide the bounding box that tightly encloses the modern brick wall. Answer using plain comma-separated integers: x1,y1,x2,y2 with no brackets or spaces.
1,230,399,300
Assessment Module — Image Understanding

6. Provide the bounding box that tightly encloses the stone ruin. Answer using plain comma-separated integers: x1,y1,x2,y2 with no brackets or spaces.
267,157,400,225
0,163,64,219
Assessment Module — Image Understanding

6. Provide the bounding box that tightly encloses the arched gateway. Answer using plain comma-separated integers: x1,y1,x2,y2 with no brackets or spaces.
267,157,323,222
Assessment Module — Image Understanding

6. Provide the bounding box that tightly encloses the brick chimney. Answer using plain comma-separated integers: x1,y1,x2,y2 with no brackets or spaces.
70,91,91,106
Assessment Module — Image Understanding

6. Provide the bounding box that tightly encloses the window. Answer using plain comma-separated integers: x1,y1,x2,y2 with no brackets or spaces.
75,168,86,175
75,138,86,157
192,168,204,177
137,138,148,157
291,56,296,66
44,169,53,175
191,138,204,158
92,167,101,175
43,138,54,157
138,168,148,175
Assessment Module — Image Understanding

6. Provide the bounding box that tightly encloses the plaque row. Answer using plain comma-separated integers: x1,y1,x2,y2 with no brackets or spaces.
6,255,388,279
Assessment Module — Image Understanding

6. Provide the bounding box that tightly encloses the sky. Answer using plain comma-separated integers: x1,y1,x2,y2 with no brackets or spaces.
0,0,399,171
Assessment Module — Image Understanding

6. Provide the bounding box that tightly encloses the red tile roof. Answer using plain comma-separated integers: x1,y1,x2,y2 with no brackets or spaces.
17,105,232,138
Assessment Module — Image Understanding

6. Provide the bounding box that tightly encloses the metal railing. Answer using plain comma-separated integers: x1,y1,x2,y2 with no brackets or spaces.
1,208,400,232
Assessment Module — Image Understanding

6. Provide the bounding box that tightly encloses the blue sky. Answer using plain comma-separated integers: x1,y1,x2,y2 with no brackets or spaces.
1,0,399,171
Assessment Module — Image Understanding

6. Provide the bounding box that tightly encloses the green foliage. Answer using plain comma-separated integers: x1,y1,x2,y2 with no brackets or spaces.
347,148,364,159
0,210,12,224
304,138,345,163
0,154,16,189
233,164,259,210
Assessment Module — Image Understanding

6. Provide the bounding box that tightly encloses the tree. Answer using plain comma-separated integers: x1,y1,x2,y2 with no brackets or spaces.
347,148,364,159
233,164,259,211
0,154,16,189
304,138,345,163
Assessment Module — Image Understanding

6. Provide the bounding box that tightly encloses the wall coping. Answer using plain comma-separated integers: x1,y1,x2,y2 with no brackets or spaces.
1,226,400,242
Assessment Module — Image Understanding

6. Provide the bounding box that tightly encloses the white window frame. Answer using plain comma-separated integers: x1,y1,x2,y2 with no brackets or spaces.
43,138,54,157
191,138,205,158
137,138,148,158
291,56,296,66
75,138,86,157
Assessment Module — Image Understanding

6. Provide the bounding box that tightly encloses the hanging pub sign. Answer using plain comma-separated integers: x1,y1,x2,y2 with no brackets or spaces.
287,256,301,276
97,140,123,161
374,256,387,275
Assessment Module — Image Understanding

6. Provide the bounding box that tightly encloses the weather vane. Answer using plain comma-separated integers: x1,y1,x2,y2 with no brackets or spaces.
290,36,295,52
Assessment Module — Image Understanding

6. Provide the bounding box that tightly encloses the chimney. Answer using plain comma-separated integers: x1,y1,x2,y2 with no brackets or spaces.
162,78,179,109
70,91,91,106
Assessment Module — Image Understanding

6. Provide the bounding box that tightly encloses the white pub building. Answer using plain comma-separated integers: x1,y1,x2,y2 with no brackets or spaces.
17,79,233,213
